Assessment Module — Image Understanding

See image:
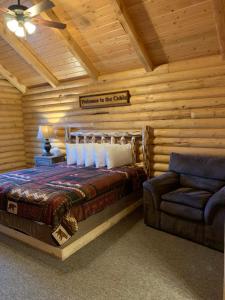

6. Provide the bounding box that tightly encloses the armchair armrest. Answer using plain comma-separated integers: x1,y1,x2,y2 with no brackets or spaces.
204,186,225,225
143,171,179,209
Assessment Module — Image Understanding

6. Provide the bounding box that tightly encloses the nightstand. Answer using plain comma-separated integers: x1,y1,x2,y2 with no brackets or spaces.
35,155,65,167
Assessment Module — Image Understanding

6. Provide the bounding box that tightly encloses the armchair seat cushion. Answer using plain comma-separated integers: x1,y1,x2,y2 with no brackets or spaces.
160,201,203,222
162,187,212,209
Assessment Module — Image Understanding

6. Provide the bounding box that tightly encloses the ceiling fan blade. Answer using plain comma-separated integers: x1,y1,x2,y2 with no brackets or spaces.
0,7,15,16
33,18,66,29
25,0,55,18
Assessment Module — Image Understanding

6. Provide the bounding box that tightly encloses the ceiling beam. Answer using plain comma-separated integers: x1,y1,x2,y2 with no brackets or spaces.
32,1,99,79
111,0,153,72
0,64,26,93
212,0,225,59
0,22,59,88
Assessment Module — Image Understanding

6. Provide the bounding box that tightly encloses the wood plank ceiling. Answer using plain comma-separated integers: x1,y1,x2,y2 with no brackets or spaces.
0,0,222,91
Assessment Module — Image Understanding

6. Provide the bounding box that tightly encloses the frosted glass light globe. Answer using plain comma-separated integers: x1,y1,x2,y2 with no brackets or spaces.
24,21,36,34
7,19,19,32
15,25,25,38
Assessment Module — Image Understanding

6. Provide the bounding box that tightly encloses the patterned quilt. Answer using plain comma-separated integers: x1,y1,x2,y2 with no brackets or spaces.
0,163,146,245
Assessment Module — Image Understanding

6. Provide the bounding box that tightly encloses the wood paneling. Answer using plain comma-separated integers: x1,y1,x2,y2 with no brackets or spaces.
0,0,222,87
22,55,225,175
0,78,26,173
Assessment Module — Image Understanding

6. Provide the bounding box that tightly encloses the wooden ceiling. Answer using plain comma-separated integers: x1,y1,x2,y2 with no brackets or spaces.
0,0,223,92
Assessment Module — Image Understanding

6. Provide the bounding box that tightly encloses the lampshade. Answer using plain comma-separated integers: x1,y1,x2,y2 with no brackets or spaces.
37,125,55,140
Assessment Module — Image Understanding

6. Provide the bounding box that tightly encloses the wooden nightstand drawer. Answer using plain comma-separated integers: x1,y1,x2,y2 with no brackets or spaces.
35,155,65,167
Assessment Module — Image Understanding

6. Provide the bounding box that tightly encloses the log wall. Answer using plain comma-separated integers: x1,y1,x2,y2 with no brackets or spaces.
0,77,26,173
22,54,225,176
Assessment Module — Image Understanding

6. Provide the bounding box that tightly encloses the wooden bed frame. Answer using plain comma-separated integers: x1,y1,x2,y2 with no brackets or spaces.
0,127,148,260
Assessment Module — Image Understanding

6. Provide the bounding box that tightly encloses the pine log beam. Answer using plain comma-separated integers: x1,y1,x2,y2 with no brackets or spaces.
32,1,99,79
0,22,59,88
111,0,153,72
212,0,225,59
0,64,26,93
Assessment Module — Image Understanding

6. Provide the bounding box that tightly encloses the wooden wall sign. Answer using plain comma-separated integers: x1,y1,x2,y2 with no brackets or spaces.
79,90,130,109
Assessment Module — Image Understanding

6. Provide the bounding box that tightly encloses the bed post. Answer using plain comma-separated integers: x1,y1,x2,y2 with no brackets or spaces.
142,126,153,178
65,127,70,143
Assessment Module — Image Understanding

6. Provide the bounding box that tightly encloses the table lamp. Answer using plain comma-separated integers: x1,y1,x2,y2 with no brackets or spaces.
37,125,55,156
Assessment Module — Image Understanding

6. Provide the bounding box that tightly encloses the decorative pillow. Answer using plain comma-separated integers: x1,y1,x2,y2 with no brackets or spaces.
66,143,76,165
105,144,133,169
83,143,95,167
93,144,107,168
76,144,85,165
51,147,61,156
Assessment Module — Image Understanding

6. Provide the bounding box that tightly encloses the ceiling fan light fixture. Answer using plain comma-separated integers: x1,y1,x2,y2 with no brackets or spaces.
1,0,65,38
15,24,25,37
24,21,36,34
6,18,19,32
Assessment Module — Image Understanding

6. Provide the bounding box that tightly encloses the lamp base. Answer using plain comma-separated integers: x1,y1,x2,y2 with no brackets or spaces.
43,139,52,156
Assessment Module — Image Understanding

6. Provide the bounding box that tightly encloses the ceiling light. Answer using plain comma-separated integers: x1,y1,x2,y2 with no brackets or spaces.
6,19,19,32
15,24,25,38
24,21,36,34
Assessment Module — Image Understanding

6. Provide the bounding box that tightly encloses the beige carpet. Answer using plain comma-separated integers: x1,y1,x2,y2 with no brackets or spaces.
0,210,223,300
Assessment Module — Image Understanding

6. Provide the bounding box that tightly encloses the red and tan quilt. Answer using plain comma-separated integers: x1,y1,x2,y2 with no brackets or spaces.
0,163,146,245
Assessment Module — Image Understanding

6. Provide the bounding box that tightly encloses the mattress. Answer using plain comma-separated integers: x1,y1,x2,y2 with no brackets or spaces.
0,163,146,245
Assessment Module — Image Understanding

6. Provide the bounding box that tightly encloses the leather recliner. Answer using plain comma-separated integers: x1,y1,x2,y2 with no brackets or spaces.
143,152,225,251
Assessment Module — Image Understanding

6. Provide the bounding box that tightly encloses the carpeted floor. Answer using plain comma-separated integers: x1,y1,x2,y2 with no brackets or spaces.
0,210,223,300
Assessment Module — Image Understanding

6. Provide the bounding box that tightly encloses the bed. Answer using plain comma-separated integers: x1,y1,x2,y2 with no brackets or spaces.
0,128,148,260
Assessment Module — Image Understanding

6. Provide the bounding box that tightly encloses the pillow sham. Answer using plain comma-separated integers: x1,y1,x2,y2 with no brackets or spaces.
83,143,95,167
76,144,85,165
66,143,77,165
93,143,106,168
105,144,133,169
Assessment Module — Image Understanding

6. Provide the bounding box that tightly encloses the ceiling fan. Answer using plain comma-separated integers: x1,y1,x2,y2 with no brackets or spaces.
0,0,66,38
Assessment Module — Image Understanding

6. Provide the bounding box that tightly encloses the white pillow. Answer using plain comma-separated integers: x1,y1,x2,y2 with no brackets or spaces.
76,144,85,165
66,143,76,165
105,144,133,169
83,143,95,167
51,147,61,156
93,144,106,168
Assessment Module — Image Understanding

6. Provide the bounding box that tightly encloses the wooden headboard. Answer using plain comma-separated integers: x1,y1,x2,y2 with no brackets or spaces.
64,127,145,168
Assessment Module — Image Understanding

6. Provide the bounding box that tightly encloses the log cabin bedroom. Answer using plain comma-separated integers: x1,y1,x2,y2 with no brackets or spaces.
0,0,225,299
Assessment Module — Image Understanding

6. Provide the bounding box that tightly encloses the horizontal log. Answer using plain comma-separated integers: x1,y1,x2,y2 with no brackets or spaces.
153,137,225,148
0,156,25,166
0,87,21,95
153,145,225,156
131,87,225,102
191,107,225,119
0,99,21,105
154,128,225,138
0,162,26,172
153,155,170,163
0,151,25,159
152,163,169,172
0,134,24,141
152,171,165,177
23,97,78,108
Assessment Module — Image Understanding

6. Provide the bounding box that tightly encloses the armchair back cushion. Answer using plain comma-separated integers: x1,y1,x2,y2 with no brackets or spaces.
169,152,225,180
180,174,225,193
